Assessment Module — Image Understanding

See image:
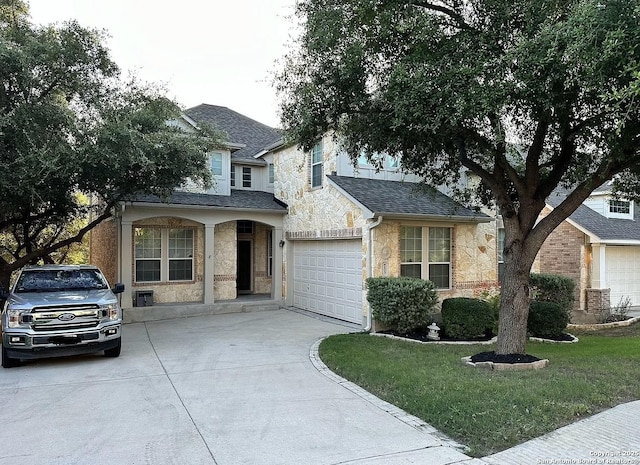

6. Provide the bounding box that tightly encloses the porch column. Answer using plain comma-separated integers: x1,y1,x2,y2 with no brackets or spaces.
204,224,215,305
120,221,133,309
591,244,607,289
271,227,284,300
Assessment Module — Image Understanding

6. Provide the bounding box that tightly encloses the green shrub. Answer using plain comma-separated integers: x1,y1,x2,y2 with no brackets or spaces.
530,273,575,312
441,297,494,339
527,300,569,338
366,277,438,333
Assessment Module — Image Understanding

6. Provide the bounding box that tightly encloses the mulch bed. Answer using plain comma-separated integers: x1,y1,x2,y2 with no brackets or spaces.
377,329,494,343
470,351,543,364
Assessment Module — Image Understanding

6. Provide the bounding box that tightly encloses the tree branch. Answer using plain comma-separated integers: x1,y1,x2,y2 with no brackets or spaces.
409,0,475,31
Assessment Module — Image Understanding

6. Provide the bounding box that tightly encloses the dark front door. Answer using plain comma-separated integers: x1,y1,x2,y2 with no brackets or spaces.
237,240,252,294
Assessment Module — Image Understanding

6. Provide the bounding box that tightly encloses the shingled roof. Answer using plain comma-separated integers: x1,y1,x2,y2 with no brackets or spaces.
328,175,490,221
546,191,640,242
131,190,287,213
185,104,282,161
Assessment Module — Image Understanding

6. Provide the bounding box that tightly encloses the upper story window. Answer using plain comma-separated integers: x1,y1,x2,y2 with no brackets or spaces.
231,165,236,187
400,226,452,289
242,167,252,188
268,163,275,184
311,141,323,188
610,200,630,214
607,199,633,219
210,152,223,176
357,151,400,170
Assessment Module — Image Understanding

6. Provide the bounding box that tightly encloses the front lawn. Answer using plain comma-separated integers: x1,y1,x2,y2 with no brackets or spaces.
318,323,640,457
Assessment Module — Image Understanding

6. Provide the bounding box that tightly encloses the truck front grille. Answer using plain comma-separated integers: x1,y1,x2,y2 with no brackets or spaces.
30,304,101,332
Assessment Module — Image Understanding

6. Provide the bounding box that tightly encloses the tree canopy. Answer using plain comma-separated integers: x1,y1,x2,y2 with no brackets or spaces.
0,2,221,288
277,0,640,354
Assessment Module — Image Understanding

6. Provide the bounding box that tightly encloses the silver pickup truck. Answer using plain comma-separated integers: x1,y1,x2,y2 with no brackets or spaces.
1,265,124,368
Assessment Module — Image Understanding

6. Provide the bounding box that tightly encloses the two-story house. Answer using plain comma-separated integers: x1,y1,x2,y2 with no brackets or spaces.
536,184,640,316
91,104,501,329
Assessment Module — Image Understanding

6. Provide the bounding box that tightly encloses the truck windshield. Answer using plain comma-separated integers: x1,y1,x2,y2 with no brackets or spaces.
15,269,109,293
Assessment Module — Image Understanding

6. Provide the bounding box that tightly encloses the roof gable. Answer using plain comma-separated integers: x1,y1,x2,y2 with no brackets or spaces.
327,176,490,222
185,104,282,160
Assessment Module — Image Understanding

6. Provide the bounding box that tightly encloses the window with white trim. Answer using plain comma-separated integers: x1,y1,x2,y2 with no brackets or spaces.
268,163,275,184
210,152,223,176
400,226,451,289
267,230,273,277
242,166,252,188
231,165,236,187
168,229,194,281
134,227,194,283
609,200,630,214
134,228,161,282
497,228,505,283
311,141,323,188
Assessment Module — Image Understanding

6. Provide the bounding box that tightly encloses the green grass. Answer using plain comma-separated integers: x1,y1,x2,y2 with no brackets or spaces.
319,323,640,457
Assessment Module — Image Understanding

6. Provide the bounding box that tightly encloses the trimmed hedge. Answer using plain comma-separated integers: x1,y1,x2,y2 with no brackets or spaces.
530,273,575,312
366,277,438,333
527,300,569,338
441,297,494,340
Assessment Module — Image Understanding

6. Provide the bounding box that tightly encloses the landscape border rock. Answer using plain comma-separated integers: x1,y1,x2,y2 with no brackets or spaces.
371,332,497,345
461,356,550,371
567,316,640,332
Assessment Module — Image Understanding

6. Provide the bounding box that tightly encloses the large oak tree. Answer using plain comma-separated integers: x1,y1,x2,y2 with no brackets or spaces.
276,0,640,354
0,1,221,289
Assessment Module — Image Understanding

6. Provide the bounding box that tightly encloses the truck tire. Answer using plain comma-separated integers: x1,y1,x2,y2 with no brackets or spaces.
2,344,21,368
104,338,121,358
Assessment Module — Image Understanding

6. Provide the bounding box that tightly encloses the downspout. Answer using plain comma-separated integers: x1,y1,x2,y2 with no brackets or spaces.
364,215,383,332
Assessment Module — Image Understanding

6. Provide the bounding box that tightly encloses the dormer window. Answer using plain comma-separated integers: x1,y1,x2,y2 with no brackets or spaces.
608,199,633,219
610,200,630,214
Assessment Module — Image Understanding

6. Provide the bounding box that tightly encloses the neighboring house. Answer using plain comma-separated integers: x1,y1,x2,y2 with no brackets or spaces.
536,184,640,315
91,105,502,329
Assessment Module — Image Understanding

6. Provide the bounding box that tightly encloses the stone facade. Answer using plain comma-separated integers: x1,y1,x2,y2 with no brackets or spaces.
213,221,237,300
130,217,204,305
89,218,118,286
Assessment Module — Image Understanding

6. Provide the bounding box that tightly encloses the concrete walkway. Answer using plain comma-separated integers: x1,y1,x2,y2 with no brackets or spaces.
1,308,637,464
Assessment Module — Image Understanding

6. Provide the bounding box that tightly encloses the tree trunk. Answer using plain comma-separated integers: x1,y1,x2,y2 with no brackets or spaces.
495,256,531,354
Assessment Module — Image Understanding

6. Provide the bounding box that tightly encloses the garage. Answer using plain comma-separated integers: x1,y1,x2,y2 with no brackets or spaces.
605,246,640,307
292,239,363,324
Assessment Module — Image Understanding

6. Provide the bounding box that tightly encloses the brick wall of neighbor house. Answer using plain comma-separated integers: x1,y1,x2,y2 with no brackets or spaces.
131,217,204,304
214,221,237,300
89,218,118,286
253,223,272,294
536,208,587,311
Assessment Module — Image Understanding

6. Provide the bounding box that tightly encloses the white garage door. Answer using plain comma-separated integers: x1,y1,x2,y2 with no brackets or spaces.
606,246,640,307
293,240,363,324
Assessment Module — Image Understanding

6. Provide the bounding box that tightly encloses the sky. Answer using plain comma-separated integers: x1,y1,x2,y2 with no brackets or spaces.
27,0,297,128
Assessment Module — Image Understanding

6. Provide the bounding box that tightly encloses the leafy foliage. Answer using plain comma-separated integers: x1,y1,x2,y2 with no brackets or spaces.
366,277,438,333
530,273,576,312
276,0,640,354
441,297,495,340
527,301,570,338
0,4,222,288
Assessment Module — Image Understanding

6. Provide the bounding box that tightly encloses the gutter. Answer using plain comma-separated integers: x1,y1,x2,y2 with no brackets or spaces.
364,215,383,332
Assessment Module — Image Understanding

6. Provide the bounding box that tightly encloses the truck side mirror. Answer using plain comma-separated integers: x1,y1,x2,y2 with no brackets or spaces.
112,283,125,294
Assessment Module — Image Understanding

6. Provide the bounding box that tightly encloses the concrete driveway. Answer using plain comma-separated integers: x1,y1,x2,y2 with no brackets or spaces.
0,309,474,465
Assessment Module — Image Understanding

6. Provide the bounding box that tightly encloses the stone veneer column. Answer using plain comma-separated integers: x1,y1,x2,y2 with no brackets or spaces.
272,228,284,300
204,224,215,305
120,221,133,309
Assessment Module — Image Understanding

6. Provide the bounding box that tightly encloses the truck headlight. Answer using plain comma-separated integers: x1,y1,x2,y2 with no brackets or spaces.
105,304,120,321
8,309,24,328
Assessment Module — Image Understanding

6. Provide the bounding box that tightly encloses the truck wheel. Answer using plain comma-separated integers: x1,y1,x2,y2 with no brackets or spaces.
2,345,21,368
104,338,121,358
